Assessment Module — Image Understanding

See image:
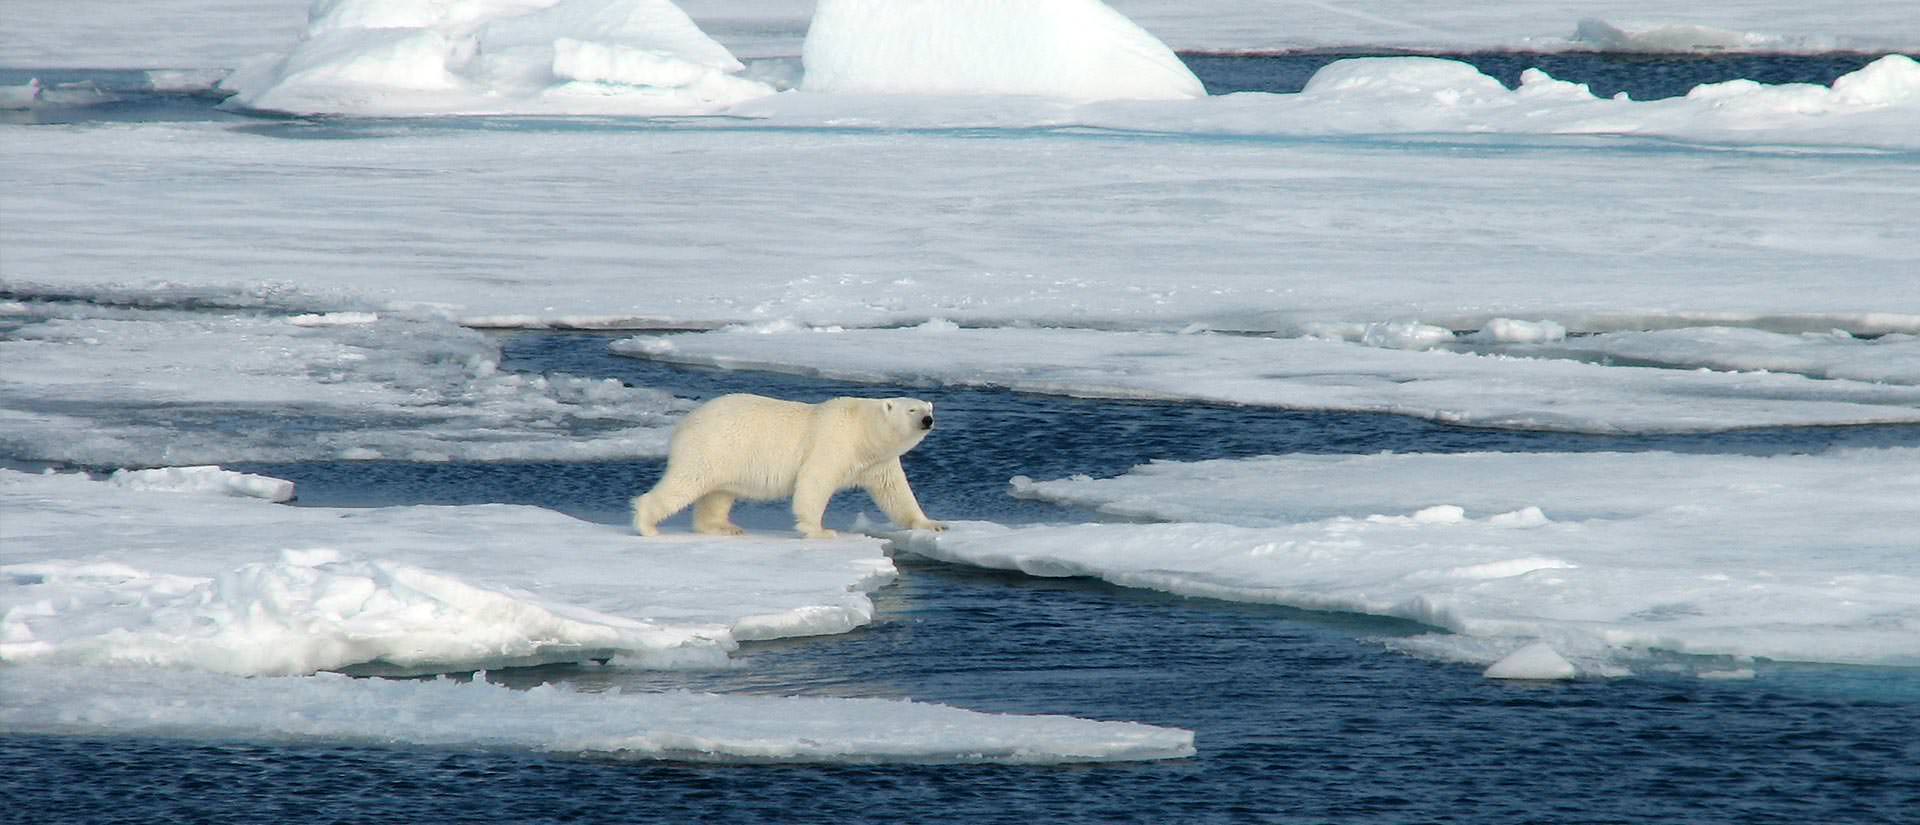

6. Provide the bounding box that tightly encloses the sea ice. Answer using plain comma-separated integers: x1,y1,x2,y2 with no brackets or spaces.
0,665,1195,763
954,449,1920,672
801,0,1203,100
614,326,1920,434
1,469,896,675
0,307,688,466
5,121,1915,334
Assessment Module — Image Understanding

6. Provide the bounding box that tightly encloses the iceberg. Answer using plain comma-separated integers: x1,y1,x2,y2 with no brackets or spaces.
801,0,1203,100
221,0,775,116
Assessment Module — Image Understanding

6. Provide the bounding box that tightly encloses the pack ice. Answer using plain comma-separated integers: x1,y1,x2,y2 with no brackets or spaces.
887,449,1920,677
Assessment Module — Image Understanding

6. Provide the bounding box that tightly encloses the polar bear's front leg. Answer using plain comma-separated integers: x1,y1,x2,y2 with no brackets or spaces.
790,475,840,539
860,457,946,532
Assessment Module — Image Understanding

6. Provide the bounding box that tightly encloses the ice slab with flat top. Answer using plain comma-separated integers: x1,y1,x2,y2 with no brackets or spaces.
615,325,1920,434
904,448,1920,675
0,665,1195,764
1,468,895,676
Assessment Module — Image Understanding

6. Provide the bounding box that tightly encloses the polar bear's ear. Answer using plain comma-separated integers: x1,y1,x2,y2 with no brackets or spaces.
883,400,896,413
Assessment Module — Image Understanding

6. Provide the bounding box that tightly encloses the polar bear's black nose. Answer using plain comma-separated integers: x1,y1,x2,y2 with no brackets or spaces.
920,415,934,430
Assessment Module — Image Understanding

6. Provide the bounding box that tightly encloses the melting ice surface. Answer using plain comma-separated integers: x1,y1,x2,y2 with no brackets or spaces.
0,304,687,466
920,449,1920,675
0,468,1198,762
617,325,1920,434
0,666,1193,764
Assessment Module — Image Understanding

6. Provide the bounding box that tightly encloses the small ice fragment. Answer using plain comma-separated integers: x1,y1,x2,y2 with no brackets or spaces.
1484,641,1577,680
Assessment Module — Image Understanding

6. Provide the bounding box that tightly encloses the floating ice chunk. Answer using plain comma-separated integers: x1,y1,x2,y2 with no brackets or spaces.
1468,319,1567,344
223,0,774,116
801,0,1203,100
1484,641,1578,680
1301,57,1507,104
929,449,1920,671
1361,321,1456,350
106,466,296,503
0,666,1195,764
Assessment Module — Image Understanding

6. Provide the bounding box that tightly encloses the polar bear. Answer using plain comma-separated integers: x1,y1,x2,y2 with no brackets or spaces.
632,393,947,539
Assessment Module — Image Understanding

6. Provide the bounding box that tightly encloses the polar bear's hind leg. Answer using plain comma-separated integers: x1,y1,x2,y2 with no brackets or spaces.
692,492,746,536
632,469,708,537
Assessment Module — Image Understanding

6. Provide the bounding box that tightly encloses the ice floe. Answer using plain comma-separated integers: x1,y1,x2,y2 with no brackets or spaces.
615,326,1920,434
956,448,1920,673
0,665,1194,763
0,307,687,466
801,0,1203,100
1,468,894,675
5,120,1916,333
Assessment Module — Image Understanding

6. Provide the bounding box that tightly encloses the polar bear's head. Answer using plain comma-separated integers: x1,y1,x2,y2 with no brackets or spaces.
877,397,936,452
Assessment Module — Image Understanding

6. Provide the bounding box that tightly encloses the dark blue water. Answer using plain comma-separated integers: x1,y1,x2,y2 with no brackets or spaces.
10,331,1914,824
1185,51,1902,99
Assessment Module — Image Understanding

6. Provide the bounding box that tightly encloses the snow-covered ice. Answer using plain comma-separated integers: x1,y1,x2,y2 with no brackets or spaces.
932,448,1920,674
5,122,1915,335
106,465,296,502
0,665,1194,763
616,326,1920,434
800,0,1203,101
1,468,896,675
219,0,775,116
0,306,687,466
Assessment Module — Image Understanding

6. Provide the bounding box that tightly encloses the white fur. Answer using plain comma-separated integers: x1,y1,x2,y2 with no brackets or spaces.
632,394,947,539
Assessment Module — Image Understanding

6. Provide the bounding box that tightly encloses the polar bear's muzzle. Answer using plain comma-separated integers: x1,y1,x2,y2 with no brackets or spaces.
920,414,934,430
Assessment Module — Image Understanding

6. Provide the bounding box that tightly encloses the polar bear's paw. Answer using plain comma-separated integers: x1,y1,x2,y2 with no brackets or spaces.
696,522,747,536
799,526,840,540
909,519,948,532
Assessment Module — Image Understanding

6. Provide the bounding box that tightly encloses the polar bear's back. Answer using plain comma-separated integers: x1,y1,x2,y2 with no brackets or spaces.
667,393,828,500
